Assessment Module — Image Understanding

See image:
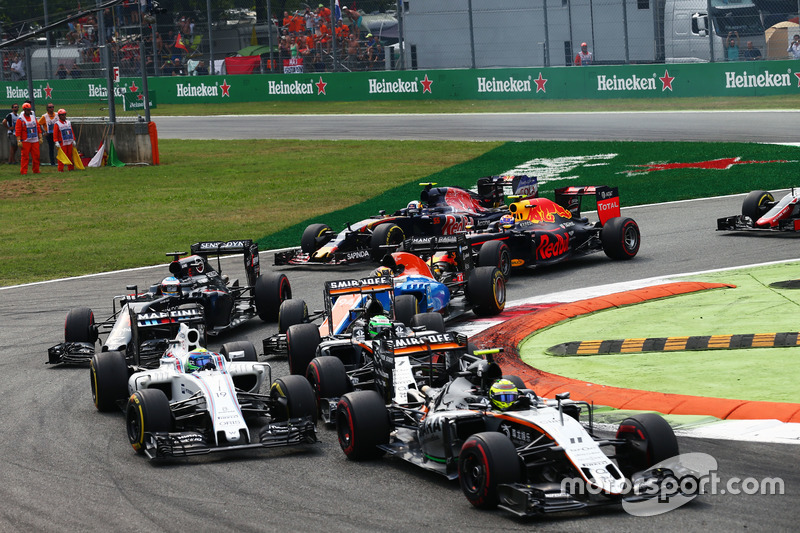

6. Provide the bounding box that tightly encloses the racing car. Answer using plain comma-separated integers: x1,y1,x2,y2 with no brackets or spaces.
463,185,640,275
48,240,291,366
328,343,687,516
89,324,317,460
717,188,800,232
273,175,538,266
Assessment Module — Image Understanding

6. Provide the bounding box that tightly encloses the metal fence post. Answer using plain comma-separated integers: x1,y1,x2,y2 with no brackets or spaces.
207,0,215,75
396,0,405,70
468,0,476,69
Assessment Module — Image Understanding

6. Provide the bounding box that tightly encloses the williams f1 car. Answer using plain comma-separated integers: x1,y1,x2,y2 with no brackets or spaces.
48,240,291,366
463,185,640,275
274,176,538,266
717,188,800,232
90,324,317,460
330,345,690,516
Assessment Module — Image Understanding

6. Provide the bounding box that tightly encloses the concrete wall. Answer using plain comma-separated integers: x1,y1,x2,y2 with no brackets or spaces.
0,120,153,165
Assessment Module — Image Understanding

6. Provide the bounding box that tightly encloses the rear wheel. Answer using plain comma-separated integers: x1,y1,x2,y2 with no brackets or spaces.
220,340,258,362
254,272,291,322
336,390,390,460
370,223,405,260
409,312,445,333
278,298,308,333
393,294,419,325
90,350,129,412
742,190,774,224
301,223,333,254
307,356,350,413
270,374,317,423
286,323,321,375
459,432,521,509
126,388,173,454
601,217,640,260
478,240,512,279
467,266,505,316
65,307,97,343
614,413,679,478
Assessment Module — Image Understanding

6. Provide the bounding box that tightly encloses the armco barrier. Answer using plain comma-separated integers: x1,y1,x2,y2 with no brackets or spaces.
2,60,800,105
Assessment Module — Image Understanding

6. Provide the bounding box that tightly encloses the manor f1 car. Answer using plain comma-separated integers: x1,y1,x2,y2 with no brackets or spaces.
90,324,317,460
464,185,640,275
48,240,291,366
331,346,691,516
274,175,538,266
717,188,800,232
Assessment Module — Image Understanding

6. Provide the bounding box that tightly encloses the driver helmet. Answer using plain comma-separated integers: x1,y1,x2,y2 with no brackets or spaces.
489,379,519,410
367,314,392,338
374,266,393,278
407,200,422,212
499,214,515,226
161,276,181,297
186,348,215,373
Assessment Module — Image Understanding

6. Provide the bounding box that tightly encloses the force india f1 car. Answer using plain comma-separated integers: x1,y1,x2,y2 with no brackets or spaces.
464,185,641,275
327,343,690,516
90,324,317,460
48,240,291,366
717,188,800,232
273,175,539,266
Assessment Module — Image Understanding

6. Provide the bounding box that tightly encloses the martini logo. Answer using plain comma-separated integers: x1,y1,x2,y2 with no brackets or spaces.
177,82,220,97
88,84,127,98
477,75,532,93
725,70,791,88
268,79,315,95
368,77,421,94
630,157,793,174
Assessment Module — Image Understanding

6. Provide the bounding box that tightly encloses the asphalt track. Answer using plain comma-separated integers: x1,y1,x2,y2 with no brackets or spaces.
154,110,800,142
1,190,797,531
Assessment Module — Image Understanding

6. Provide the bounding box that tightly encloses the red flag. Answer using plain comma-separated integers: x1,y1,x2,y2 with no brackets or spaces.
175,33,188,51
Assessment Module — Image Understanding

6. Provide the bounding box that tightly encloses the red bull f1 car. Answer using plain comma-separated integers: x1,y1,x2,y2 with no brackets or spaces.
273,176,538,266
717,188,800,232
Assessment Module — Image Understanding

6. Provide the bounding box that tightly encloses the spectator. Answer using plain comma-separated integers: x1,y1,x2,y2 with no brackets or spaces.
345,34,361,69
282,11,292,32
788,34,800,59
318,3,331,24
52,108,76,172
574,42,592,65
70,63,82,78
194,60,208,75
171,58,186,76
38,103,58,167
725,31,740,61
160,58,174,76
290,35,299,58
335,20,350,48
365,34,382,64
742,41,761,61
297,34,311,58
343,7,362,39
56,64,69,79
3,103,20,164
15,102,42,175
10,55,25,80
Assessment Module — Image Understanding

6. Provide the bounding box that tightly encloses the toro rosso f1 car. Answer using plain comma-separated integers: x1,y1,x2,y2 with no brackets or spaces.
90,324,317,460
717,188,800,232
464,185,640,276
330,345,693,516
274,176,538,266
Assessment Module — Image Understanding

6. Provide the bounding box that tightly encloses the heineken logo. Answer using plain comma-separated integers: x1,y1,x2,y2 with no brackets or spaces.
6,86,44,99
368,77,421,94
88,84,127,98
477,75,532,93
725,70,792,88
177,82,220,97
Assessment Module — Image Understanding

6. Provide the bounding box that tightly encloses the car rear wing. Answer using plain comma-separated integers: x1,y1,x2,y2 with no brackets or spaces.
554,185,621,226
323,276,395,336
186,240,260,287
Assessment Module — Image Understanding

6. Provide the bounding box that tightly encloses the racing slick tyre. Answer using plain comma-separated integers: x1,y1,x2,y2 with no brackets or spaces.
410,312,446,333
220,340,258,362
477,240,512,279
741,190,774,224
65,307,98,343
336,390,390,460
278,298,308,334
307,356,350,415
467,266,506,317
369,223,405,260
459,431,522,509
286,323,321,375
614,413,679,478
126,388,173,454
601,217,640,260
255,272,291,322
393,294,419,325
301,223,333,254
90,350,129,412
270,374,318,424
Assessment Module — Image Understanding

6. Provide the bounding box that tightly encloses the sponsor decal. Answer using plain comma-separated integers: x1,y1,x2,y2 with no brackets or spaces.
392,333,455,348
537,232,570,260
596,74,657,92
534,73,547,93
43,83,53,98
368,77,420,94
138,308,202,320
518,199,573,224
477,75,532,93
88,83,128,98
315,76,327,95
442,214,471,235
345,250,371,261
499,422,533,444
421,74,433,93
725,70,792,89
177,82,220,97
511,258,525,267
268,79,315,95
659,70,675,91
220,79,231,96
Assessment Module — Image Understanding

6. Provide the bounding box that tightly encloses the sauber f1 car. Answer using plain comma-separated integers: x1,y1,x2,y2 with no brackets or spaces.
464,185,640,275
273,175,538,266
328,345,692,516
48,240,291,366
717,188,800,232
90,324,317,460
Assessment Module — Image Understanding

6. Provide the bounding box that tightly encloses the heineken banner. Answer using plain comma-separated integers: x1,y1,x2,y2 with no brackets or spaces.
3,60,800,105
122,90,157,111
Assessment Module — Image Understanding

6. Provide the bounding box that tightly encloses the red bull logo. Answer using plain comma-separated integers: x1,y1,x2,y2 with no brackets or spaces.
537,233,569,260
514,199,572,224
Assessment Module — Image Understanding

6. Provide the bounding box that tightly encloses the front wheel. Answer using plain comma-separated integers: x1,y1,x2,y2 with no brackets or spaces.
477,240,512,279
370,223,405,260
393,294,419,325
65,307,97,343
270,374,317,423
278,298,308,333
90,350,129,412
467,266,505,316
409,312,445,333
459,432,521,509
614,413,679,478
286,323,321,375
336,390,389,460
126,388,173,454
601,217,640,260
220,340,258,362
254,272,291,322
301,223,333,254
741,190,774,224
307,356,350,414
